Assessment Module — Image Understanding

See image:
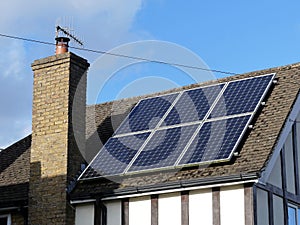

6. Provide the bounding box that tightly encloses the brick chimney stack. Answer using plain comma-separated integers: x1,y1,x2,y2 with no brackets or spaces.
29,52,89,224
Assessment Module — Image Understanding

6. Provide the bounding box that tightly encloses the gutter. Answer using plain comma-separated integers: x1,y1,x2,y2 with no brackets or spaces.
70,199,96,204
0,206,20,212
71,172,259,203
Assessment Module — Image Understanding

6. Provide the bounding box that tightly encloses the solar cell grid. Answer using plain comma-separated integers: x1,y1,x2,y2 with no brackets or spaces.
128,124,199,172
115,93,178,135
162,84,224,126
209,75,273,118
178,115,251,166
81,132,150,178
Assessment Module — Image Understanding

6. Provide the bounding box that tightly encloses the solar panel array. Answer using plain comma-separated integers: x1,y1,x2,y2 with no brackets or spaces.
80,74,275,180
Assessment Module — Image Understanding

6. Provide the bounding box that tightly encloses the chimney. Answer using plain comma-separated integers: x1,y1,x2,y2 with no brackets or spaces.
29,50,89,224
55,37,70,54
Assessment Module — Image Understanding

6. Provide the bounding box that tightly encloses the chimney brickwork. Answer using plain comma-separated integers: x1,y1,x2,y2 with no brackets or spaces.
29,52,89,225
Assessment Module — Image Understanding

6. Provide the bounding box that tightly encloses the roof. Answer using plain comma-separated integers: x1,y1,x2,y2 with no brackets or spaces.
1,61,300,203
72,62,300,200
0,135,31,207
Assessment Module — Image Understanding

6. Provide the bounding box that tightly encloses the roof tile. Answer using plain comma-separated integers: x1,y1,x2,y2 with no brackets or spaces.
73,62,300,198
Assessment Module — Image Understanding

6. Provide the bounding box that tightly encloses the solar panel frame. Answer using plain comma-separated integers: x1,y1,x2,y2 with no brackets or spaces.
176,73,275,167
79,73,275,180
78,132,151,179
176,114,252,167
126,123,199,173
114,92,180,135
115,82,228,175
162,84,225,126
209,74,275,118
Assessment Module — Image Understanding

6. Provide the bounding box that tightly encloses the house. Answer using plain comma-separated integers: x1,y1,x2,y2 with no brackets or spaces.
0,38,300,225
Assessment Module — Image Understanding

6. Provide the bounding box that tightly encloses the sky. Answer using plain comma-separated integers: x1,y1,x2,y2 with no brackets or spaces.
1,0,300,148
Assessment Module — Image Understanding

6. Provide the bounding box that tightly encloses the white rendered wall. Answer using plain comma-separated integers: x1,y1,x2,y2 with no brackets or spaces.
106,200,122,225
158,192,181,225
129,196,151,225
220,185,245,225
75,203,94,225
189,189,212,225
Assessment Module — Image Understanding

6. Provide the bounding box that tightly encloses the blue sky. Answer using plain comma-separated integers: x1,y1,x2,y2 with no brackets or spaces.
1,0,300,148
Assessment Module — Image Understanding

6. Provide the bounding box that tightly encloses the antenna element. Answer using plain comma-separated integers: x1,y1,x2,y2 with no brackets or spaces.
56,26,84,46
55,18,84,54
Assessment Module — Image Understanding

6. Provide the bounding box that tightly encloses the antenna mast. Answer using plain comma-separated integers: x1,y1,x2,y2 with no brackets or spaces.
56,26,84,46
55,18,84,54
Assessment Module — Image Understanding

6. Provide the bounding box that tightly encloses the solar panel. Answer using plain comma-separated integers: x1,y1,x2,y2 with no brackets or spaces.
80,132,150,178
128,124,199,172
178,115,251,166
79,74,275,180
162,84,224,126
115,93,179,135
209,75,273,118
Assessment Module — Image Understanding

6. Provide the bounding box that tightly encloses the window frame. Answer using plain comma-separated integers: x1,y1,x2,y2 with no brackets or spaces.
288,203,300,225
0,214,11,225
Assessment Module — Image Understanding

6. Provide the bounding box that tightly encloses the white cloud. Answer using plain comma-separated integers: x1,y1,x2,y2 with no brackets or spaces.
1,40,26,79
0,0,145,148
0,0,144,46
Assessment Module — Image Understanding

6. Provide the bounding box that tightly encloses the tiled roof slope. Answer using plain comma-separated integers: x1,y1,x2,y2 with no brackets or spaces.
0,135,31,207
73,62,300,199
1,62,300,202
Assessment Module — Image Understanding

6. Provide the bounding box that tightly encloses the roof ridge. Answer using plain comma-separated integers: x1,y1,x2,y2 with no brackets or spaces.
88,62,300,108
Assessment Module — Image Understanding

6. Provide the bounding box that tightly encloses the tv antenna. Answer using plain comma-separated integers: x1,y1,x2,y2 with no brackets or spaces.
55,17,84,47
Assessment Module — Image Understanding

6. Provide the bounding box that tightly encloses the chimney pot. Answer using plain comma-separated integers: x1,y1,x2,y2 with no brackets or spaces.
55,37,70,54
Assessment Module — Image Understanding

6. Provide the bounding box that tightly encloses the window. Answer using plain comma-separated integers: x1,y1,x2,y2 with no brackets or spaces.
256,188,269,225
288,206,296,225
267,154,283,189
285,132,296,194
273,195,284,225
296,113,300,183
0,214,11,225
288,204,300,225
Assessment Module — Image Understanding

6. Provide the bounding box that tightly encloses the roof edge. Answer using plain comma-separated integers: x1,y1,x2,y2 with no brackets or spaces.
260,90,300,182
71,172,259,201
3,134,31,151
